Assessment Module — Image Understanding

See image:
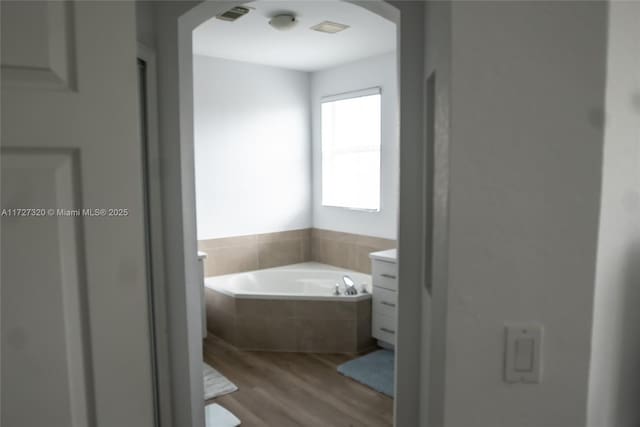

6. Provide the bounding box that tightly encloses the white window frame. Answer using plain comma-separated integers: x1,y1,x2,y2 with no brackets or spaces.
320,86,382,212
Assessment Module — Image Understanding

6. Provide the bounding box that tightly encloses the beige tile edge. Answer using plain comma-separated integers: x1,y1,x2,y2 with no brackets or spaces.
198,227,396,276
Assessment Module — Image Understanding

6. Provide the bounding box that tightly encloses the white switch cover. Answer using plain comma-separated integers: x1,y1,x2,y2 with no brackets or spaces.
504,323,542,383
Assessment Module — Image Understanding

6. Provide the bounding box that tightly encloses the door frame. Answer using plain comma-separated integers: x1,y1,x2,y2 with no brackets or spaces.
137,43,173,427
152,1,431,426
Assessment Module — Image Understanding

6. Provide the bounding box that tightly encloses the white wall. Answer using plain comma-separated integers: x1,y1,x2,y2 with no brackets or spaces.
588,3,640,426
193,55,312,240
443,2,608,426
311,53,399,240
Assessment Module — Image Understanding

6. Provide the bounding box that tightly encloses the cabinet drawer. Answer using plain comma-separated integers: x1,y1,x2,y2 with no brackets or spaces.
372,312,396,345
372,259,397,291
372,286,397,318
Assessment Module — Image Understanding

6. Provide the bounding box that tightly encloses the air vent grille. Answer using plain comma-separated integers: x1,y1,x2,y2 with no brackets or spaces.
216,6,250,22
311,21,350,34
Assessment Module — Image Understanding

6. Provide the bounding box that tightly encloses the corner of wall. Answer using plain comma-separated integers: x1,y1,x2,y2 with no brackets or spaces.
587,2,640,426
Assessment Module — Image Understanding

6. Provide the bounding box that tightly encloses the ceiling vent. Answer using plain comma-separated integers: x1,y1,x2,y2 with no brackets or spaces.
310,21,350,34
216,6,250,22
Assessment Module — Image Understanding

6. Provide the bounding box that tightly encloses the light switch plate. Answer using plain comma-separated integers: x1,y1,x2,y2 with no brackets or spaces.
504,323,543,383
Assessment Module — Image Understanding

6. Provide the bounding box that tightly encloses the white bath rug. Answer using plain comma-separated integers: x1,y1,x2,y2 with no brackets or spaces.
204,362,238,400
205,403,241,427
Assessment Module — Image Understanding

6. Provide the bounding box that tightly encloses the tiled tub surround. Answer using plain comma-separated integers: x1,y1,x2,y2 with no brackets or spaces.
204,263,375,353
197,228,395,276
310,228,396,274
198,229,311,277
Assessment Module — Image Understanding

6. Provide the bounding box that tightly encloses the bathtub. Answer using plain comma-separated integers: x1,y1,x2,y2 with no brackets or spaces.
204,262,375,353
204,262,372,301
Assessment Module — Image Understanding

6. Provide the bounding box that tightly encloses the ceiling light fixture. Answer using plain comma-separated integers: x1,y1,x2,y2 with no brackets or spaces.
269,14,297,31
311,21,350,34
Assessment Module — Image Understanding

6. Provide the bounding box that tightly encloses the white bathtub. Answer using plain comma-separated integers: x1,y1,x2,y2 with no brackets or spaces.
204,262,372,301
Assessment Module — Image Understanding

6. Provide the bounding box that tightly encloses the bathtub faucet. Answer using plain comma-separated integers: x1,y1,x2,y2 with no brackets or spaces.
343,275,358,296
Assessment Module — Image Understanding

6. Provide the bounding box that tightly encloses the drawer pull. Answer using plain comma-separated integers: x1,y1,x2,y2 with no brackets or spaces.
381,301,396,308
380,327,396,335
380,273,397,279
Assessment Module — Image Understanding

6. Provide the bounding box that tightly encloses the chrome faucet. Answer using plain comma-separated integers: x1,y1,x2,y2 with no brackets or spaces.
343,275,358,295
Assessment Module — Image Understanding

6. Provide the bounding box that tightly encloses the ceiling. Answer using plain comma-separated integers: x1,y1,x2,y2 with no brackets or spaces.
192,1,396,72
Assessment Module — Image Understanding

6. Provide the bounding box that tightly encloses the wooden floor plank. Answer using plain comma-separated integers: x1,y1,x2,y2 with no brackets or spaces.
203,335,393,427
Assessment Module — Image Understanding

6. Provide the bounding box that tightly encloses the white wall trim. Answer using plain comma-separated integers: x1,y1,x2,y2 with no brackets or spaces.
137,43,173,427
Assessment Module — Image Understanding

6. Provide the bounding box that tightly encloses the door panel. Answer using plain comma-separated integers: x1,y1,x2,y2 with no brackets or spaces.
1,1,76,89
1,2,155,426
2,151,91,427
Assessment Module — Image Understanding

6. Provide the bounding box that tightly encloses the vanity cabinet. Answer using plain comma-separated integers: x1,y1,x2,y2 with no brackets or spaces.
369,249,397,346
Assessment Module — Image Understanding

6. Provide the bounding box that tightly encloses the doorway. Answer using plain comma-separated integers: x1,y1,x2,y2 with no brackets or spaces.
152,1,431,426
191,2,398,425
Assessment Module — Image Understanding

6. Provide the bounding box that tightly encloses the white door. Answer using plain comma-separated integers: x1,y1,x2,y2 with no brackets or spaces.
1,2,156,426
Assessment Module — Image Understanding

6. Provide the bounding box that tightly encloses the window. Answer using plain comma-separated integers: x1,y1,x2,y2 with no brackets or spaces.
321,87,381,211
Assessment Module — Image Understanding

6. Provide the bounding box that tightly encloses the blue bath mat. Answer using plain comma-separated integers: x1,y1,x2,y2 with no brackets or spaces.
337,350,394,397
